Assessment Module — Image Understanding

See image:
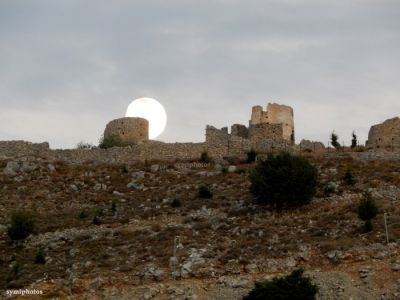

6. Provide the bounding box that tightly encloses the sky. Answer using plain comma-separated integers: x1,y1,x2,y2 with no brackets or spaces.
1,0,399,149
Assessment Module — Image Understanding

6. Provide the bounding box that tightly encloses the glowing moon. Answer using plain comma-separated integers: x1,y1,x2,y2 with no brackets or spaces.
125,97,167,139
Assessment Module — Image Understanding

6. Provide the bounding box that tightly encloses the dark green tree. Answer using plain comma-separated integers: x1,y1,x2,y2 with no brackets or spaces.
7,210,35,242
250,152,318,210
330,131,340,149
243,269,318,300
351,131,357,148
246,148,257,163
198,184,213,198
358,191,378,232
199,151,211,163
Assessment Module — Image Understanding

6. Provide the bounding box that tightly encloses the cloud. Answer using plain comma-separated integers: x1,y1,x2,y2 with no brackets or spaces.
0,0,399,148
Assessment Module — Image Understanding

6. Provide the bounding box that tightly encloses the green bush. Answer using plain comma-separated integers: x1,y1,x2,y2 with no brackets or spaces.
93,215,102,225
7,210,35,241
358,191,378,231
243,269,318,300
343,169,356,185
246,149,257,163
250,152,317,210
98,134,133,149
170,198,182,208
111,199,117,213
200,151,211,163
198,184,213,199
34,248,46,264
78,210,88,219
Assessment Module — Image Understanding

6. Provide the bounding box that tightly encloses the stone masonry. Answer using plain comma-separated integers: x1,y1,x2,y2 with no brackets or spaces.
0,102,298,163
250,103,295,143
104,117,149,145
367,117,400,152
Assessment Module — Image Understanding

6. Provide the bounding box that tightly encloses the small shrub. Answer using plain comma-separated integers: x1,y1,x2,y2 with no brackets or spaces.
99,134,132,149
358,191,378,232
246,149,257,163
221,167,228,175
79,210,88,219
324,184,336,197
111,199,117,213
34,248,46,264
243,268,318,300
343,169,356,185
198,184,213,199
76,141,95,150
7,210,35,242
200,151,211,163
250,152,317,210
170,198,182,208
93,216,102,225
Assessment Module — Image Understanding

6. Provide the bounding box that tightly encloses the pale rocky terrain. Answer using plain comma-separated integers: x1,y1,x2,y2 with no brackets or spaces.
0,152,400,299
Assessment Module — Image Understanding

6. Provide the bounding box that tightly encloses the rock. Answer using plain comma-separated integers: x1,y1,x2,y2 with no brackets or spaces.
94,183,107,191
132,171,146,180
214,164,222,171
70,184,78,192
127,182,144,190
3,161,20,176
143,265,164,281
150,164,160,172
326,181,339,192
391,264,400,271
113,190,124,196
228,165,237,173
69,248,80,257
219,277,249,288
245,263,258,273
20,161,37,173
47,164,56,172
0,224,6,235
181,248,206,278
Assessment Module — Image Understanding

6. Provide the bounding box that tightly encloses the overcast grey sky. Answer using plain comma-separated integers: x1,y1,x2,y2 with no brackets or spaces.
1,0,399,149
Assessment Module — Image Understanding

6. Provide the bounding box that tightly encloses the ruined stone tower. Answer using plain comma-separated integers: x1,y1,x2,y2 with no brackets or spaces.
249,103,295,143
367,117,400,151
104,117,149,144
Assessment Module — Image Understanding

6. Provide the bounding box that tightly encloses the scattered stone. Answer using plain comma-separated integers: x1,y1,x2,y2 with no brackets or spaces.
227,165,237,173
127,182,144,190
94,183,107,191
245,263,258,273
47,163,56,172
132,171,146,180
3,161,20,176
218,276,249,288
150,164,160,172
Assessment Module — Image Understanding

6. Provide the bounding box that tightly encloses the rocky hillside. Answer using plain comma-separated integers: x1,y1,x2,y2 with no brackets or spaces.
0,152,400,299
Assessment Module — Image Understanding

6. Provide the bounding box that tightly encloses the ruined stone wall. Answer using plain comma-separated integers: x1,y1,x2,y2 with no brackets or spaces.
248,123,291,152
250,103,295,143
231,124,249,138
367,117,400,152
205,125,251,157
299,139,325,152
0,141,50,158
104,117,149,144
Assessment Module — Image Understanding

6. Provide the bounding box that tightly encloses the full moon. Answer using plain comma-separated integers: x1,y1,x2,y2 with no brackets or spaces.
125,97,167,139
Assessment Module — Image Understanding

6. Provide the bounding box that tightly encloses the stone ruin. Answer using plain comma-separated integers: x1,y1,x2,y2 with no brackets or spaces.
205,102,295,154
104,117,149,145
367,117,400,152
